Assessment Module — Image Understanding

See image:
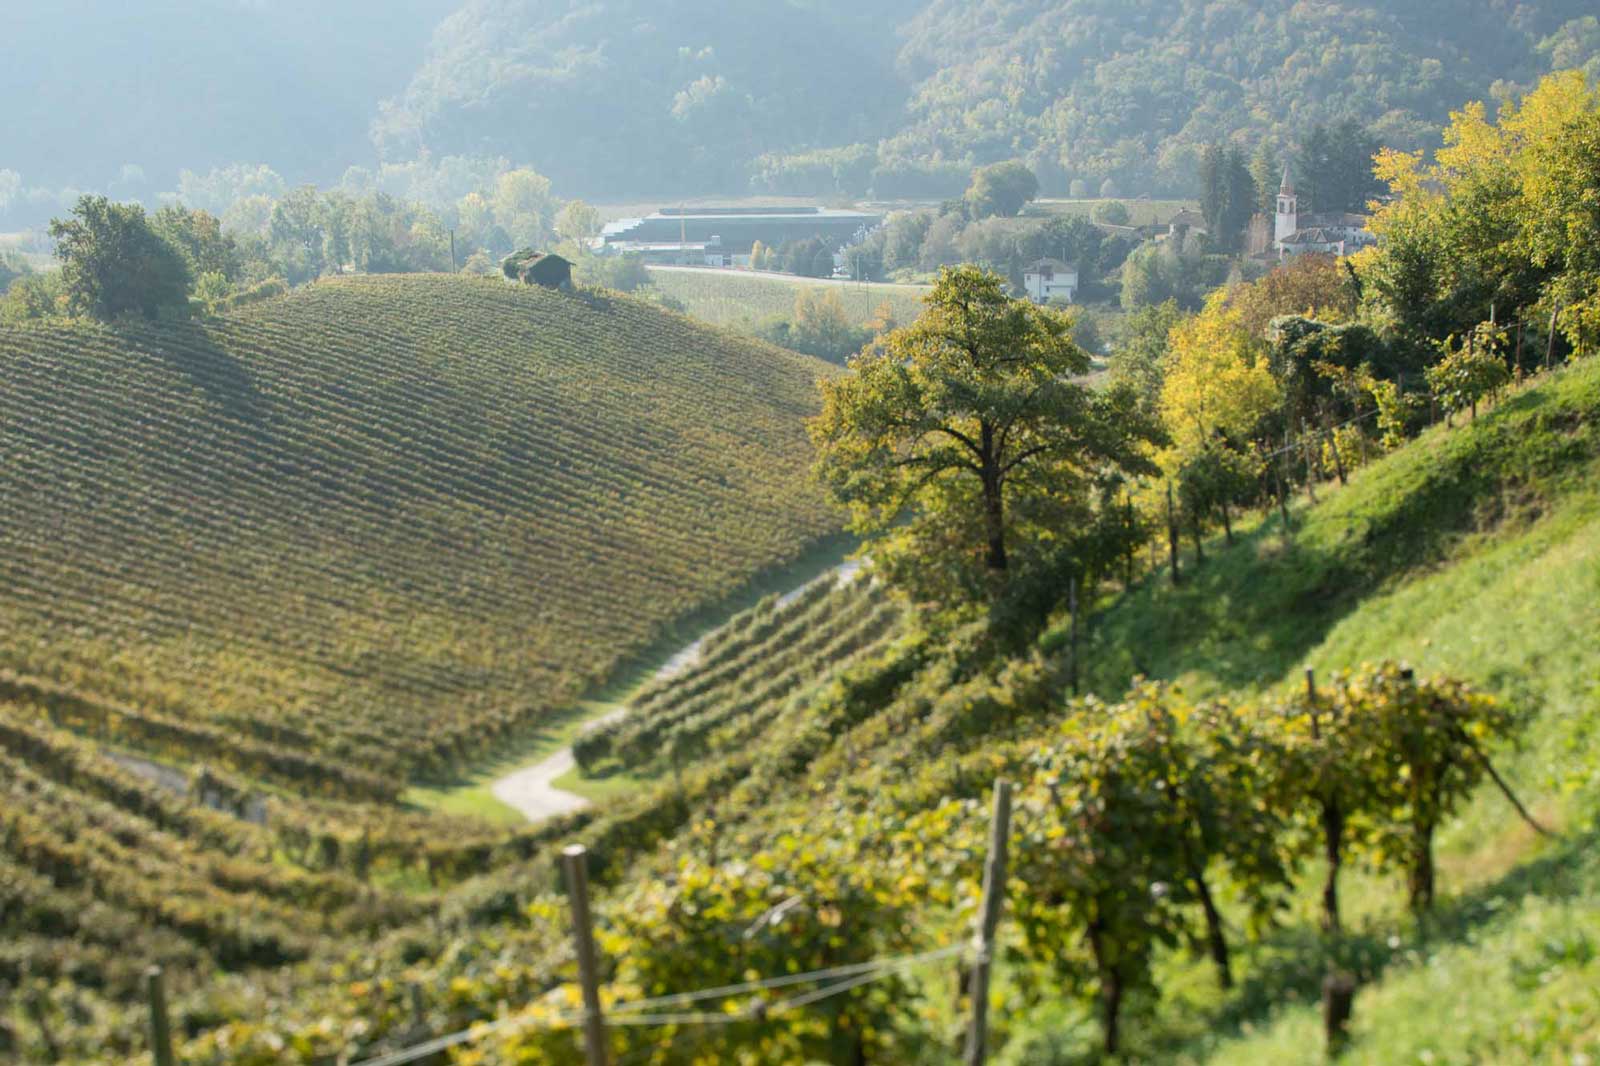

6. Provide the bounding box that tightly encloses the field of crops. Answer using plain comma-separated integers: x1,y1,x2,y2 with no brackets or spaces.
0,275,839,786
646,267,929,332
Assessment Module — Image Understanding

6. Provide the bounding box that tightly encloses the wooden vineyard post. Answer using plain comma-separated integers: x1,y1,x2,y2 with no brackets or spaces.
146,966,175,1066
1165,481,1181,586
1275,446,1293,538
1307,669,1343,936
1547,306,1560,370
964,780,1013,1066
1323,972,1356,1058
1302,422,1319,504
1068,576,1081,697
562,845,610,1066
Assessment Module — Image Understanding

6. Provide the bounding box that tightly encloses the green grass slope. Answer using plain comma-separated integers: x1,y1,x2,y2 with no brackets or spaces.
0,275,838,786
1010,358,1600,1064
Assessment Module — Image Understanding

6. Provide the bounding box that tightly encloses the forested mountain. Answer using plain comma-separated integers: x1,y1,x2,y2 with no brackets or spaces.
6,1,1598,209
371,0,914,197
887,0,1600,196
382,0,1600,198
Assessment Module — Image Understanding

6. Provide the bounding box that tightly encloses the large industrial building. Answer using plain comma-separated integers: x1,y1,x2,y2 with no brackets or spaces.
600,205,881,266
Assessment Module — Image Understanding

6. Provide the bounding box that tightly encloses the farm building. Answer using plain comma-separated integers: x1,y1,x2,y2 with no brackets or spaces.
503,250,574,288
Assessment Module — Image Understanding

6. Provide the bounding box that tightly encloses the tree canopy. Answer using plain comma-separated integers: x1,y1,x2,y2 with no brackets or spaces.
810,265,1158,608
48,196,192,321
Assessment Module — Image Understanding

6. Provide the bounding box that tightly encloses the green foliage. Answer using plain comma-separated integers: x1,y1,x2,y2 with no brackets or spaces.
1120,241,1229,312
1360,71,1600,347
553,199,601,241
1108,299,1188,411
0,250,30,293
1295,120,1383,213
49,195,193,321
572,252,651,293
1277,664,1524,914
965,161,1041,219
0,272,64,324
1197,143,1256,253
1426,322,1514,418
811,266,1158,608
1090,201,1132,226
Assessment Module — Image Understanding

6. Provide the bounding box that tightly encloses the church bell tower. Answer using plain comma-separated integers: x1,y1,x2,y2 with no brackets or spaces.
1274,161,1298,243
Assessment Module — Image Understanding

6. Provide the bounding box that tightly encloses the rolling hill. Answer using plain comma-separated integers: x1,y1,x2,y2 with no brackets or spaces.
0,275,838,790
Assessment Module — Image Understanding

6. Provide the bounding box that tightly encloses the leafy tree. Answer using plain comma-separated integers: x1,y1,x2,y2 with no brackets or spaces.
1121,240,1229,311
0,250,30,293
554,199,602,241
1249,143,1281,215
1297,120,1382,213
964,161,1040,219
1198,143,1257,252
490,168,555,249
1426,322,1512,420
268,185,331,283
1108,299,1188,412
574,252,651,292
48,195,192,320
789,289,869,362
153,205,240,281
880,211,931,274
810,266,1158,605
1090,200,1131,226
0,272,64,323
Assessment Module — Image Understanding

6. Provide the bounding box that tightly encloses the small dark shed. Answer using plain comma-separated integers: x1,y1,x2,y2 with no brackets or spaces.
502,250,574,289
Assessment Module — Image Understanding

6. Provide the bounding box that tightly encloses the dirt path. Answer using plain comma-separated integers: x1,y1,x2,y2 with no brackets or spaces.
489,707,628,822
487,560,859,823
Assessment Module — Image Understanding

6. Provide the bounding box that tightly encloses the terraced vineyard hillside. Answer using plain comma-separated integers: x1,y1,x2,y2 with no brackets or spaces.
0,275,839,789
573,569,903,777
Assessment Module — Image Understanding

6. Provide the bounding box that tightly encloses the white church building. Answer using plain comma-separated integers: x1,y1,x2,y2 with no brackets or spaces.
1274,164,1374,258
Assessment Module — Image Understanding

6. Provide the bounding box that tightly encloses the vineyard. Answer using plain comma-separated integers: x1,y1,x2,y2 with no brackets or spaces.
646,268,929,333
4,282,1599,1063
98,354,1594,1066
0,275,839,783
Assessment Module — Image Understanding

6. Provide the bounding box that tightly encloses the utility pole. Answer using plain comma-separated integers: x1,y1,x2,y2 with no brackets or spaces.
449,229,457,272
963,780,1013,1066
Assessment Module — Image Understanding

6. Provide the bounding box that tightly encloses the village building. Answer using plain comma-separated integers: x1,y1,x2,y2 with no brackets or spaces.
1272,164,1375,258
1023,258,1079,304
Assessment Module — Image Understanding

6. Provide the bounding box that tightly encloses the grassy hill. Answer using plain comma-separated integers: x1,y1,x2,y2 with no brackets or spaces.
0,275,838,787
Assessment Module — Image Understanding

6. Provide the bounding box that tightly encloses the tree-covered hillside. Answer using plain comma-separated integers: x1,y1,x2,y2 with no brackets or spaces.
887,0,1600,195
373,0,915,197
380,1,1600,199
